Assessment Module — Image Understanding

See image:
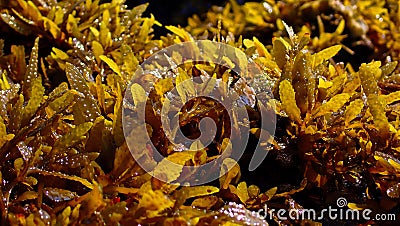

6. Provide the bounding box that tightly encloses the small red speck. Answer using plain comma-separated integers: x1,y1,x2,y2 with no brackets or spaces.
112,197,120,204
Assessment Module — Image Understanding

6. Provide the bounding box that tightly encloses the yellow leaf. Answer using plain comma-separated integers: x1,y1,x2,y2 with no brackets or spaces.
65,63,100,123
191,196,219,209
91,41,103,64
22,76,44,124
138,14,157,42
166,25,193,41
347,203,365,210
359,62,389,138
318,77,333,89
313,93,351,118
100,55,121,77
85,181,105,214
220,158,240,189
154,78,174,97
344,99,364,125
279,80,301,123
54,122,93,149
152,151,194,183
273,37,289,70
130,83,147,105
382,91,400,105
139,189,174,213
47,89,80,116
179,186,219,199
15,191,38,202
43,18,61,39
26,1,41,20
33,169,94,189
388,159,400,172
264,187,277,201
14,158,24,174
90,26,100,37
313,45,342,67
96,75,105,111
236,181,249,203
253,37,271,59
99,20,111,48
23,37,39,96
0,116,14,148
52,47,69,60
176,67,195,103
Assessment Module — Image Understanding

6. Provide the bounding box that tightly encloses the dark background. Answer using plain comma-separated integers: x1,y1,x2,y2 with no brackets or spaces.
124,0,247,26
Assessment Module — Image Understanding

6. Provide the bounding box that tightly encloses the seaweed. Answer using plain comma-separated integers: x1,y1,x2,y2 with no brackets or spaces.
0,0,399,225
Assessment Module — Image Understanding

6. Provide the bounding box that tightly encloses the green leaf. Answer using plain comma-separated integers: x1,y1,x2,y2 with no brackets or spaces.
279,80,301,123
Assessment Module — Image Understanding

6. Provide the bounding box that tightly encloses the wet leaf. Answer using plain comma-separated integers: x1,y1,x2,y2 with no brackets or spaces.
312,93,351,118
33,169,93,189
22,37,39,97
22,76,44,124
279,80,301,123
65,63,100,123
387,183,400,198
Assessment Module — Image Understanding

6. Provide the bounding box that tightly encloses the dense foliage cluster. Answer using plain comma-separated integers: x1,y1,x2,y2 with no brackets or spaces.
0,0,399,225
